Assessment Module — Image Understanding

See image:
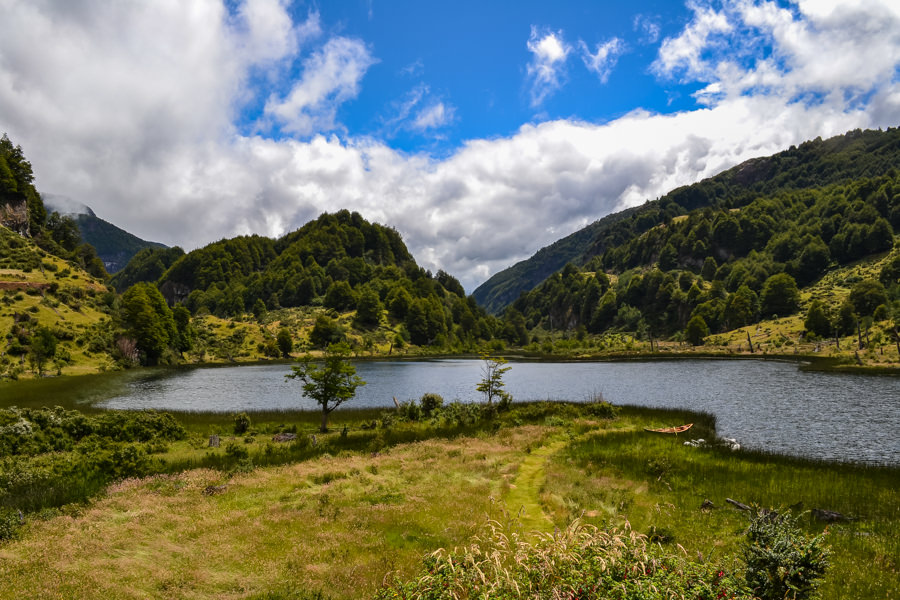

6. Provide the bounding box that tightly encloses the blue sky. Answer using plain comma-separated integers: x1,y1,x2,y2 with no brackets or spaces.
241,0,710,151
2,0,900,291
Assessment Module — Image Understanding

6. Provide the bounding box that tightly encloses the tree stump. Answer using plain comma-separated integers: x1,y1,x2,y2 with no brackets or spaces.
208,434,220,448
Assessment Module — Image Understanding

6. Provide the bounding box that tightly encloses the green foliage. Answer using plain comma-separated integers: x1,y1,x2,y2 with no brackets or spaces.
353,287,382,329
0,507,23,541
848,279,888,317
743,509,830,600
323,280,356,311
286,342,366,432
419,393,444,417
475,127,900,315
0,406,185,514
475,354,512,406
276,327,293,358
120,282,177,365
110,246,184,291
309,315,344,348
233,412,251,435
27,325,57,376
685,314,709,346
760,273,800,318
804,300,831,338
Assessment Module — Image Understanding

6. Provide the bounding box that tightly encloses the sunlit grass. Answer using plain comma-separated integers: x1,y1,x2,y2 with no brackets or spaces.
543,405,900,600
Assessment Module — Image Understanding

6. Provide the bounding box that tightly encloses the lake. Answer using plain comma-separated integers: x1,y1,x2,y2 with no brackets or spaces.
98,358,900,466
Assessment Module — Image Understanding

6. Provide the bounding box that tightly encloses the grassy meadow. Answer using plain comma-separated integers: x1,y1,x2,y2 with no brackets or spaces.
0,396,897,599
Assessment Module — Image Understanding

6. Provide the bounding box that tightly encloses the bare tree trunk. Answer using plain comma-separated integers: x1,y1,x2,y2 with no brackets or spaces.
320,409,329,433
746,331,754,353
857,320,864,350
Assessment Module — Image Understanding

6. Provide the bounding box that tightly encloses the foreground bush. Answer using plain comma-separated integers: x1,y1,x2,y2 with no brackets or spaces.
743,509,830,600
375,519,753,599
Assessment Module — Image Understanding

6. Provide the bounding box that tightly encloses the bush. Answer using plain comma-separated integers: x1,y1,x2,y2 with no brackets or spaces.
419,393,444,417
0,507,23,541
743,509,830,600
233,412,252,435
585,400,619,419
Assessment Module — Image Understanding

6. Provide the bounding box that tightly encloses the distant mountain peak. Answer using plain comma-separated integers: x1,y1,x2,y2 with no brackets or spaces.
42,193,96,218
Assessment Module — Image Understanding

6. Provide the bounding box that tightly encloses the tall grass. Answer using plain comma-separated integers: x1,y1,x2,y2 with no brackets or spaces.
545,407,900,600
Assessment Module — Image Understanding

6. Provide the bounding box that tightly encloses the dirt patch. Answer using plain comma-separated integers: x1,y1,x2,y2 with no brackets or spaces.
0,281,50,291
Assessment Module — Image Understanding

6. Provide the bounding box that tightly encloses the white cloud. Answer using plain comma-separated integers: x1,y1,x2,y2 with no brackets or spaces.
526,26,571,106
1,0,900,294
633,14,661,44
263,36,377,135
578,38,624,83
381,84,455,135
413,102,454,131
653,2,732,80
654,0,900,106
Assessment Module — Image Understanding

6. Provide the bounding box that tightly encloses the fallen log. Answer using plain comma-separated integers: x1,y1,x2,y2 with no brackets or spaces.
726,498,751,511
812,508,850,523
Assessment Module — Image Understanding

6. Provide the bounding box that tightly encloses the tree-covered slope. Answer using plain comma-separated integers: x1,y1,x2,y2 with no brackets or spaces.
506,163,900,347
474,127,900,315
72,213,165,273
113,209,498,350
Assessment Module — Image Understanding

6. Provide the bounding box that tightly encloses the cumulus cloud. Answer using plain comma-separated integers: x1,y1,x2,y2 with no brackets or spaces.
578,38,624,83
263,36,377,135
526,26,571,106
1,0,900,293
654,0,900,106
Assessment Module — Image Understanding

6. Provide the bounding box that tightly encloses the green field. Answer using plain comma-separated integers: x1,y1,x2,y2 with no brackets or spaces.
0,396,896,599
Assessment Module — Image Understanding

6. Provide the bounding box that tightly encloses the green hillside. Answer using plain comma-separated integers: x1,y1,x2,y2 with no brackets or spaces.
497,135,900,366
474,127,900,315
115,209,501,356
72,212,166,273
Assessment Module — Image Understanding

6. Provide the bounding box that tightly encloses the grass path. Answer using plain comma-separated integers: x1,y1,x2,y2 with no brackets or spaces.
503,438,569,533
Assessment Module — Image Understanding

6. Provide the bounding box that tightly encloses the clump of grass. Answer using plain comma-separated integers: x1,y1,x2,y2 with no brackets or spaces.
375,519,752,599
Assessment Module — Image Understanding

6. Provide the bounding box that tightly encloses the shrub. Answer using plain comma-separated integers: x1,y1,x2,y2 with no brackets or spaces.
586,400,619,419
0,508,23,541
225,441,250,461
233,412,252,435
742,509,830,600
419,393,444,417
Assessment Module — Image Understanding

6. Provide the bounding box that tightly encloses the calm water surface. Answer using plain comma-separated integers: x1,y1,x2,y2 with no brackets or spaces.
99,359,900,466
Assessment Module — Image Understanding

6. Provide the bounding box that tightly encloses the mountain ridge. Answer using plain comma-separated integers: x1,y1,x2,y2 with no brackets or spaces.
473,127,900,314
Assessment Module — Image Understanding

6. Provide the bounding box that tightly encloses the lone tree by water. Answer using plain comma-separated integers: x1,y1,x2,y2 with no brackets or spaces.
476,353,512,405
286,342,365,432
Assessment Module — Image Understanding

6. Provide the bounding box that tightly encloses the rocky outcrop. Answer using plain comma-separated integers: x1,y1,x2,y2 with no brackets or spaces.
0,197,28,236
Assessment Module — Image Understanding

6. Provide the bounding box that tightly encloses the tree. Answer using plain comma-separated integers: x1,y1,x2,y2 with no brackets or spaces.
476,353,511,405
760,273,800,318
286,342,365,432
849,279,888,317
28,326,57,376
685,315,709,346
276,327,293,358
353,287,383,329
120,282,176,365
804,300,831,339
309,314,344,348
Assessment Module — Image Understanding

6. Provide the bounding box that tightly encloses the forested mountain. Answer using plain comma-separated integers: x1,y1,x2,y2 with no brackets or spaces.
42,196,167,274
117,210,497,349
504,135,900,345
474,128,900,315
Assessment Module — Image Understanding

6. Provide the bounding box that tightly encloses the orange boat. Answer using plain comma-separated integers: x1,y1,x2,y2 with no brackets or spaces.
644,423,693,434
